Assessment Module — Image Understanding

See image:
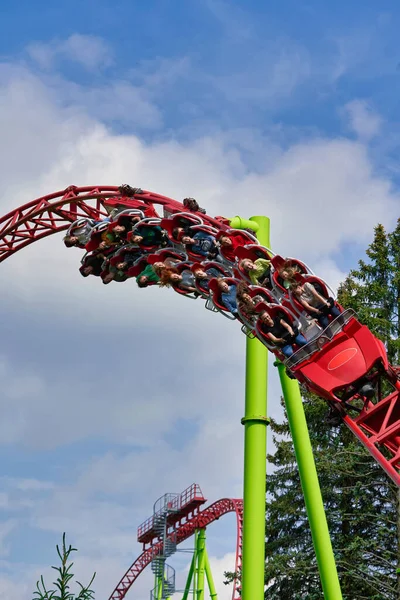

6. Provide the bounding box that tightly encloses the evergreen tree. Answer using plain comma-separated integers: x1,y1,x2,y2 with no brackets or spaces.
264,220,400,599
337,219,400,364
265,396,397,599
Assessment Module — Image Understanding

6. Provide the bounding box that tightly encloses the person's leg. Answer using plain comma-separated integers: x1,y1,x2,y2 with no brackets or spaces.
330,305,341,318
294,333,307,346
317,314,329,328
281,344,294,357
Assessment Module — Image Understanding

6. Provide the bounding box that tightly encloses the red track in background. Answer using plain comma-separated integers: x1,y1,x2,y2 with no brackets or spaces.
108,498,243,600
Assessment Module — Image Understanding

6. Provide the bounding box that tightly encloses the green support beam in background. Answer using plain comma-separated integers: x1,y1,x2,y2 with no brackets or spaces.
204,549,218,600
231,215,270,600
196,529,206,600
181,529,217,600
275,361,342,599
182,552,196,600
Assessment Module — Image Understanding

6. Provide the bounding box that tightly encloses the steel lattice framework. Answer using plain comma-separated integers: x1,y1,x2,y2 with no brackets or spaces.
108,498,243,600
0,185,225,262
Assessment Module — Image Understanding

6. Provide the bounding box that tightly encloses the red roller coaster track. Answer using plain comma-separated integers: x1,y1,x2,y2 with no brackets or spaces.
0,185,225,262
1,185,400,488
1,184,400,598
108,498,243,600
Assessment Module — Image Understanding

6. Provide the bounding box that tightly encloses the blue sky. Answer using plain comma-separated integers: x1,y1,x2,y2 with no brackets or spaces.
0,1,399,599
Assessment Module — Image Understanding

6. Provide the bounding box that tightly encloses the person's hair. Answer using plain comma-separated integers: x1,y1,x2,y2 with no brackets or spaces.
289,282,301,292
63,235,77,248
280,265,294,276
217,277,230,290
102,274,114,284
261,310,272,320
172,227,183,240
236,280,251,300
193,266,205,277
239,259,252,271
183,197,200,211
159,267,179,287
137,276,149,288
153,263,168,276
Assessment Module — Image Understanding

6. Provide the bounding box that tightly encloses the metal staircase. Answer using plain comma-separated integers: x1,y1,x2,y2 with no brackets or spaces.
150,493,179,599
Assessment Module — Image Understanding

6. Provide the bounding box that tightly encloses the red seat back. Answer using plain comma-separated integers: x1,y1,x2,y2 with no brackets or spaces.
147,249,187,265
160,213,204,241
127,257,149,277
216,229,258,263
85,222,111,252
109,246,141,266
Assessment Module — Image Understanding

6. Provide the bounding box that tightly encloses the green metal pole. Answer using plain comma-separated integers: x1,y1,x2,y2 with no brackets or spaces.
182,552,195,600
157,572,162,600
204,549,218,600
275,361,342,599
238,215,270,600
193,530,198,600
196,529,206,600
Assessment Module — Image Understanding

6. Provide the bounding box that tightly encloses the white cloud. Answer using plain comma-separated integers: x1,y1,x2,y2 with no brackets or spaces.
0,38,398,600
0,521,17,558
27,34,113,71
344,99,382,140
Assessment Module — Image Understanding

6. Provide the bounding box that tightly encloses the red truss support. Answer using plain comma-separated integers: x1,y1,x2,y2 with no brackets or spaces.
108,498,243,600
344,380,400,484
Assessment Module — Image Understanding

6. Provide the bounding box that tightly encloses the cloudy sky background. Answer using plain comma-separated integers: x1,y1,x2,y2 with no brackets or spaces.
1,1,400,598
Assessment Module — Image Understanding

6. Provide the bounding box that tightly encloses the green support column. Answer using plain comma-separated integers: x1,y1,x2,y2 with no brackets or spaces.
156,573,162,600
196,529,206,600
236,215,270,600
204,549,218,600
275,362,342,599
182,553,195,600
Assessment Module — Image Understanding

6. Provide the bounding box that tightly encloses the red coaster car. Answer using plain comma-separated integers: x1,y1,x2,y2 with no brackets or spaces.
170,262,200,299
104,197,160,218
190,261,230,297
234,244,274,285
216,229,258,263
127,218,167,251
288,274,341,321
270,254,310,295
147,248,187,266
237,286,279,330
181,224,220,261
254,303,304,361
160,212,204,243
85,221,113,252
208,277,241,321
286,310,390,403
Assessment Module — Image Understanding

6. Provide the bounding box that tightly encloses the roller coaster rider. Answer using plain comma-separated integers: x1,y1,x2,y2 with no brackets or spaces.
291,282,340,328
258,310,307,358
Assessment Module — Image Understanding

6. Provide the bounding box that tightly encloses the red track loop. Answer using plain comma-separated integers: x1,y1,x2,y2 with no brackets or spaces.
108,498,243,600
